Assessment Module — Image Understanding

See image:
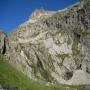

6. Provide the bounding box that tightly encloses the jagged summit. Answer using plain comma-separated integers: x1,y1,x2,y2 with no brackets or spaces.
19,7,49,26
30,7,46,19
19,7,55,26
28,7,49,23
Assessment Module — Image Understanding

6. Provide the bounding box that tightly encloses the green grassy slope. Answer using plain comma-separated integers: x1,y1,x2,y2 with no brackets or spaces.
0,55,88,90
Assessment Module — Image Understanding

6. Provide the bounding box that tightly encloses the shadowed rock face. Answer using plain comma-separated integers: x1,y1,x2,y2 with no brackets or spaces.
0,30,8,54
8,0,90,85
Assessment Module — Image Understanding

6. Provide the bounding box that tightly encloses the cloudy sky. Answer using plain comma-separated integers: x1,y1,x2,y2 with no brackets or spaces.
0,0,79,33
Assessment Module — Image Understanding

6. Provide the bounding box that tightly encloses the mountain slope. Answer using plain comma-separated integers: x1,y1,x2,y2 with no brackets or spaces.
7,0,90,85
0,55,87,90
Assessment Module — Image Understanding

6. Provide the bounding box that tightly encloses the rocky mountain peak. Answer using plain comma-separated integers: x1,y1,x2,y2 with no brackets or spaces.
30,7,46,19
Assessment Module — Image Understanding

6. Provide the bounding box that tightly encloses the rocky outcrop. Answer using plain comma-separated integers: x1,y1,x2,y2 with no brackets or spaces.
0,30,8,54
8,0,90,85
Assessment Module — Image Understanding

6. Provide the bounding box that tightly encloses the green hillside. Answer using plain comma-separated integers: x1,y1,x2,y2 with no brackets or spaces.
0,55,88,90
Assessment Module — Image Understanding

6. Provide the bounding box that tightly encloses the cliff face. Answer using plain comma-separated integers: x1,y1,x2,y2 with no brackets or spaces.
8,0,90,85
0,30,8,54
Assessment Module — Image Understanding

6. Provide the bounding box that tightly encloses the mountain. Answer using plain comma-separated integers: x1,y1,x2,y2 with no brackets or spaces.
1,0,90,87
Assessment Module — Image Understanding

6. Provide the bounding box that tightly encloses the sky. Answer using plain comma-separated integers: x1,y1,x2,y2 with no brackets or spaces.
0,0,80,33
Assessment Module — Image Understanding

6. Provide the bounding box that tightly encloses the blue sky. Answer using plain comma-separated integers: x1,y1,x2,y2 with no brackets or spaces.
0,0,80,33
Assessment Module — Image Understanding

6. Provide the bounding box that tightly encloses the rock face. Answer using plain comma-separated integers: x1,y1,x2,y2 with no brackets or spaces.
8,0,90,85
0,30,8,54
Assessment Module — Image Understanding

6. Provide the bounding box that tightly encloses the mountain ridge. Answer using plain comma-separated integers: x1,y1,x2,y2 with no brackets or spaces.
0,0,90,86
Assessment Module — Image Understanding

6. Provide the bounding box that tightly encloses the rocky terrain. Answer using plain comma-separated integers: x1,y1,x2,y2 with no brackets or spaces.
0,30,8,54
0,0,90,85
